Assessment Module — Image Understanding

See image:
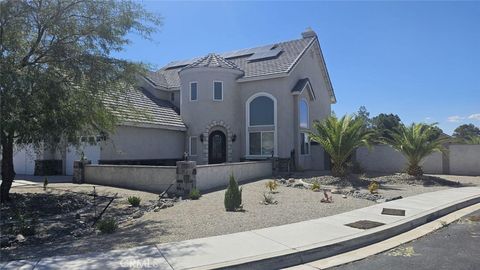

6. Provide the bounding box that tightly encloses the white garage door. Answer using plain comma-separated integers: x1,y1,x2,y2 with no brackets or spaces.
13,145,36,175
66,144,100,175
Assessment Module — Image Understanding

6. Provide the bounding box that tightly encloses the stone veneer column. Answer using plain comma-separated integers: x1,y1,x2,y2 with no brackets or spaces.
176,161,197,197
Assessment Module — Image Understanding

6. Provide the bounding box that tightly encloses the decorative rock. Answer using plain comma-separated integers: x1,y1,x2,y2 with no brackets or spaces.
132,211,143,219
376,199,387,203
293,183,304,188
331,189,342,194
16,234,26,242
75,213,81,219
342,194,347,199
288,178,295,183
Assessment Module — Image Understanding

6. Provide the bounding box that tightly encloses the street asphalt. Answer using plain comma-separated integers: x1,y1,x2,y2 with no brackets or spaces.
333,209,480,270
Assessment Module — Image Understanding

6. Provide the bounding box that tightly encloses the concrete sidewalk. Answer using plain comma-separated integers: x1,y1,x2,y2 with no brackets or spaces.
2,187,480,270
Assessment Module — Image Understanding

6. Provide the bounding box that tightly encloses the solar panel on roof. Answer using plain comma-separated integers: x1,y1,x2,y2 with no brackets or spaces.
163,58,200,69
221,44,275,59
246,48,282,62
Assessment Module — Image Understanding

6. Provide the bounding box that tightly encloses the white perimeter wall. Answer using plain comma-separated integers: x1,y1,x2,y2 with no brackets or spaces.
196,161,272,191
356,144,480,176
84,161,272,194
85,165,176,193
449,145,480,176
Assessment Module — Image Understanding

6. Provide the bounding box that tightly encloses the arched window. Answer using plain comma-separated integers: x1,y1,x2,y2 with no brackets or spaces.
299,99,309,128
246,93,277,157
249,96,274,126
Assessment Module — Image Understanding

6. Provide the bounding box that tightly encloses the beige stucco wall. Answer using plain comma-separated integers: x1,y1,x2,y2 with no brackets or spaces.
85,164,176,193
100,125,185,160
449,144,480,176
196,161,272,191
356,145,443,174
180,67,244,164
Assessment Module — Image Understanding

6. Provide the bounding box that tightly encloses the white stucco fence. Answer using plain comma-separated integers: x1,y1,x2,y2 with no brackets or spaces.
196,161,272,191
84,161,272,193
449,145,480,176
84,165,176,193
356,144,480,176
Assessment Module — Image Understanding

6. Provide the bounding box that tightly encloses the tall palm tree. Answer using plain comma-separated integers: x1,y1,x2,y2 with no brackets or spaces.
384,123,448,177
309,115,373,177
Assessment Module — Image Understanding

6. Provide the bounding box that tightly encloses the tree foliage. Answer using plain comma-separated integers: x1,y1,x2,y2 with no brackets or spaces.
371,113,402,141
383,123,448,177
0,0,161,202
453,124,480,141
309,115,373,177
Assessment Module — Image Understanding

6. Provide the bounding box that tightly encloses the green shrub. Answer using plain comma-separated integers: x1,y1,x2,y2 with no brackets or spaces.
15,212,36,236
43,177,48,191
265,180,278,192
189,188,201,200
97,217,118,234
127,196,141,207
224,173,242,211
311,182,321,191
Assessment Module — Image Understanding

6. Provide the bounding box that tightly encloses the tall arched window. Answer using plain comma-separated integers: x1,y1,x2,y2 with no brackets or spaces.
246,93,277,157
299,99,309,128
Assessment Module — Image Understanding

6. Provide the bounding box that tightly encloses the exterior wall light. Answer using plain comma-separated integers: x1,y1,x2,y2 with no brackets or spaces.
232,134,237,142
199,134,204,142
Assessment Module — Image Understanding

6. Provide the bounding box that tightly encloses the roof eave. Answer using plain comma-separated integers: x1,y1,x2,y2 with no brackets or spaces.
120,121,187,131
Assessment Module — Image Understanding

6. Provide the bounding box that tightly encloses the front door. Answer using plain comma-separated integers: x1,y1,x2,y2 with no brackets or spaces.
208,131,226,164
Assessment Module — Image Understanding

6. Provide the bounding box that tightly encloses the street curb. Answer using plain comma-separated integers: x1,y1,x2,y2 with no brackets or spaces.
206,193,480,270
289,202,480,270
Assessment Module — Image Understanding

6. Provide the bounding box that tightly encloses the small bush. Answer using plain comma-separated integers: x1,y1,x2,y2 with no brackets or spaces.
15,212,36,236
189,188,201,200
127,196,141,207
43,177,48,191
265,180,278,193
311,182,321,191
224,173,242,211
97,217,118,234
368,181,379,194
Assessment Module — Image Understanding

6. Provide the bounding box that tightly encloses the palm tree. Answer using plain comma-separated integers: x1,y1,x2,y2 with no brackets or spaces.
384,123,448,177
309,115,373,177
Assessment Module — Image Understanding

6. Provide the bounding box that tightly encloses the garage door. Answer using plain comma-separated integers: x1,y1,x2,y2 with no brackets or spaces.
66,144,100,175
13,145,36,175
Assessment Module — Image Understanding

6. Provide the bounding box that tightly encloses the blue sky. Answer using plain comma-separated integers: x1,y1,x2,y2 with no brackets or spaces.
116,1,480,135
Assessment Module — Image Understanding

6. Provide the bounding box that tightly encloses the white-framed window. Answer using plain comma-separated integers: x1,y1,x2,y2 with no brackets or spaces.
189,136,198,156
213,81,223,101
249,131,274,156
246,92,277,157
299,99,309,128
190,82,198,101
300,132,310,155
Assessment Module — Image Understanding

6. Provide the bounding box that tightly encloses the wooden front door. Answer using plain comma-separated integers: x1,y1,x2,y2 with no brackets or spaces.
208,131,226,164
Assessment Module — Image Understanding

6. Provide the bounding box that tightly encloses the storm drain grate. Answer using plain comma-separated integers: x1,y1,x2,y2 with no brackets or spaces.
382,208,406,216
345,220,385,230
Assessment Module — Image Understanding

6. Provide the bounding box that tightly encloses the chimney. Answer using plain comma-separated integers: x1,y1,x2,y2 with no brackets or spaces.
301,27,317,39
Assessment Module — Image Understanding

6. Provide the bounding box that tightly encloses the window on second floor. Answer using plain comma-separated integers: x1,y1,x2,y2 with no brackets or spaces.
300,99,309,128
190,82,198,101
213,81,223,101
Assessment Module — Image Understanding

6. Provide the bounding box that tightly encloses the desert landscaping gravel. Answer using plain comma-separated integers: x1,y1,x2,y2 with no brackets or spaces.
1,174,478,261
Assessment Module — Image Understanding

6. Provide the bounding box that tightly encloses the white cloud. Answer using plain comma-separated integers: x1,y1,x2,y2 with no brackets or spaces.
447,115,464,123
467,113,480,121
425,117,432,121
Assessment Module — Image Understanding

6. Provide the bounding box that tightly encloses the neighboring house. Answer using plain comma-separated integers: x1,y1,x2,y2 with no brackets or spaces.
13,28,336,175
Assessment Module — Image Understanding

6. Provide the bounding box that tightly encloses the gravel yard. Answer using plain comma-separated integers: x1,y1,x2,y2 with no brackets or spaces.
1,173,479,261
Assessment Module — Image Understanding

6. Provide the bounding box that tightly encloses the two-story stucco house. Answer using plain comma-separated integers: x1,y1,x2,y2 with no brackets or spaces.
13,28,336,175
